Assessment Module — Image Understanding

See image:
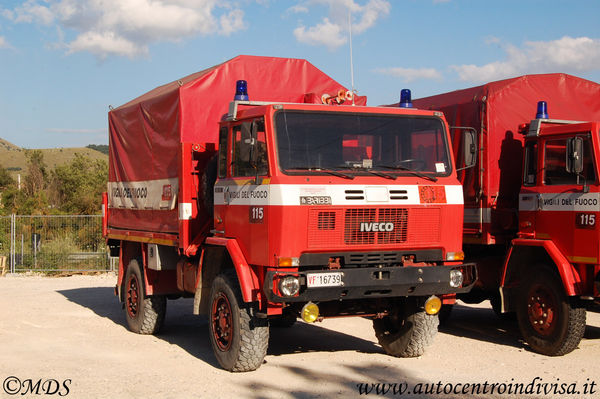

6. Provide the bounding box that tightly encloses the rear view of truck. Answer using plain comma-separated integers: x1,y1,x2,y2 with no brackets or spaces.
103,55,476,371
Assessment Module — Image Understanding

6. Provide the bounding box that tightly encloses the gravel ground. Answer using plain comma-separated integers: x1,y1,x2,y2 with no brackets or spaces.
0,274,599,399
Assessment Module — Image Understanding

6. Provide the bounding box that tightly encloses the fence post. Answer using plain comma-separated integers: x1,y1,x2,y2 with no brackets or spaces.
10,213,15,274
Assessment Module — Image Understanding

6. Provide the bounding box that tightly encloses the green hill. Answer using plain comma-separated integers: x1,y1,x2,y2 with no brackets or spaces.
0,138,108,179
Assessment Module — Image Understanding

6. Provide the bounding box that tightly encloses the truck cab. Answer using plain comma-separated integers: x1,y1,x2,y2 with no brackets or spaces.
204,99,476,369
501,116,600,355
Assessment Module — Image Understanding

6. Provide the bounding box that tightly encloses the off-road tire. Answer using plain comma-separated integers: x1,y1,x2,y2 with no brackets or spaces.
124,259,166,335
373,298,439,357
516,267,586,356
209,271,269,372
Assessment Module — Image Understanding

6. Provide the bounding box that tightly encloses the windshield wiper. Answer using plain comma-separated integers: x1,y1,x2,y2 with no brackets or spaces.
377,164,438,182
335,165,396,180
286,167,354,179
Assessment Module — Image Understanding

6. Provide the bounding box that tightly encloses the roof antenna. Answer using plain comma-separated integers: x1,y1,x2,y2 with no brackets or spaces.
348,7,356,106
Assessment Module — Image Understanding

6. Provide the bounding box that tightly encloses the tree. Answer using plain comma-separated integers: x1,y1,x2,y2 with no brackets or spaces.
23,150,48,196
50,153,108,214
86,144,109,155
0,164,15,215
0,164,14,190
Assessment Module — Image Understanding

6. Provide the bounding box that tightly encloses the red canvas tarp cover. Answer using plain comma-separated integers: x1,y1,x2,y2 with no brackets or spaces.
413,73,600,136
413,73,600,241
108,55,364,233
414,73,600,199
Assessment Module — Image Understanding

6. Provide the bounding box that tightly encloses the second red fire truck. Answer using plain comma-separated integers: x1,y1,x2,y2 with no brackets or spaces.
415,73,600,356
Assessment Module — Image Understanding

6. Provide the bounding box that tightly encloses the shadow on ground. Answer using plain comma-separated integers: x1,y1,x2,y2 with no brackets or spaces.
438,303,523,349
440,302,600,350
57,287,381,370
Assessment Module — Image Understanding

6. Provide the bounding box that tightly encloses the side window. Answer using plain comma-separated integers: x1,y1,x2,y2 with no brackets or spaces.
544,136,595,185
523,142,537,186
218,127,228,178
254,121,268,176
232,119,268,178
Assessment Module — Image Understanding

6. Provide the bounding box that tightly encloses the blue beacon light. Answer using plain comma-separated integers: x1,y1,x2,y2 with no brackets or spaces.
536,101,548,119
234,80,249,101
399,89,413,108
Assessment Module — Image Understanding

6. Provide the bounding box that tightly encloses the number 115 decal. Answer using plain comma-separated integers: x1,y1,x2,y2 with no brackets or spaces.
575,212,596,229
250,206,264,223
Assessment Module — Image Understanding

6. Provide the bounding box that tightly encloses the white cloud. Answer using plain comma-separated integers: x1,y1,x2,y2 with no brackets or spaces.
0,36,11,48
375,66,442,83
9,0,55,25
293,0,390,50
219,9,246,36
3,0,248,58
288,5,309,13
68,31,144,58
452,36,600,83
294,18,346,50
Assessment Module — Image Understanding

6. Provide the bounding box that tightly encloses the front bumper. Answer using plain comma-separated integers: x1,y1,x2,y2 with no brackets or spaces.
264,263,476,303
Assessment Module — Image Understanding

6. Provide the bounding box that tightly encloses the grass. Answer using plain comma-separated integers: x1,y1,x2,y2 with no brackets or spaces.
0,138,107,179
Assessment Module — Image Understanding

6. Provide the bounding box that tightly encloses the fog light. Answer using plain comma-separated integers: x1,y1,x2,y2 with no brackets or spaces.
301,302,319,323
279,276,300,297
449,269,464,288
424,296,442,315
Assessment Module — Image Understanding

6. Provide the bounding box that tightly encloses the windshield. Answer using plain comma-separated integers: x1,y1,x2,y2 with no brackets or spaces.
274,110,451,176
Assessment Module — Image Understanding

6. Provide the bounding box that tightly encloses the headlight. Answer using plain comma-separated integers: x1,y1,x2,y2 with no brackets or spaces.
279,276,300,297
449,269,464,288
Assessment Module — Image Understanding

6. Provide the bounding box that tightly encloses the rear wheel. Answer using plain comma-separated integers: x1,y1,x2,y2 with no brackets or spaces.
124,259,166,334
373,298,438,357
209,271,269,372
516,267,586,356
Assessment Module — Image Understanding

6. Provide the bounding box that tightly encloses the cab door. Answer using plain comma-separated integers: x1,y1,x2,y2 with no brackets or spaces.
214,118,270,265
536,127,599,264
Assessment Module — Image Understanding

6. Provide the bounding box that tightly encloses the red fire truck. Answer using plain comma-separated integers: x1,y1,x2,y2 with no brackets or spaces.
414,74,600,356
103,55,476,371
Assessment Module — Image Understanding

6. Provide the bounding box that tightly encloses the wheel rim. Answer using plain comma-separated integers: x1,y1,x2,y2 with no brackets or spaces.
126,274,140,319
526,283,558,336
212,292,233,351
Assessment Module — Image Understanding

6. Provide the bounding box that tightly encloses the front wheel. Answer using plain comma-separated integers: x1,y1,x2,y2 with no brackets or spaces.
208,271,269,372
516,268,586,356
373,298,438,357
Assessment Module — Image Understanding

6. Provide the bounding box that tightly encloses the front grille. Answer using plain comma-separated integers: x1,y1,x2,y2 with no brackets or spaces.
308,207,440,249
318,211,336,230
344,209,377,244
344,208,407,245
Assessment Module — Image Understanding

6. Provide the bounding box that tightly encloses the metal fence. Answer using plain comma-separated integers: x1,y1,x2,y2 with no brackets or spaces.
0,215,116,273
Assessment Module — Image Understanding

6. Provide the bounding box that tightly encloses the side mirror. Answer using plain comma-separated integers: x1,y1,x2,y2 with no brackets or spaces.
453,127,477,171
566,137,584,174
239,122,254,163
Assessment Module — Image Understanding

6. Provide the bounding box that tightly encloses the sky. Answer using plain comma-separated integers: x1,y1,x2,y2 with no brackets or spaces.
1,0,599,149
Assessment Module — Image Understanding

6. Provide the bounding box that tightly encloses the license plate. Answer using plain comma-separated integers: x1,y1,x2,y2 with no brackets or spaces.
306,272,343,288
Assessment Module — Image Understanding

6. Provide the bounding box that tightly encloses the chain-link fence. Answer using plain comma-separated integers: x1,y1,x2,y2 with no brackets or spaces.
0,215,116,273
